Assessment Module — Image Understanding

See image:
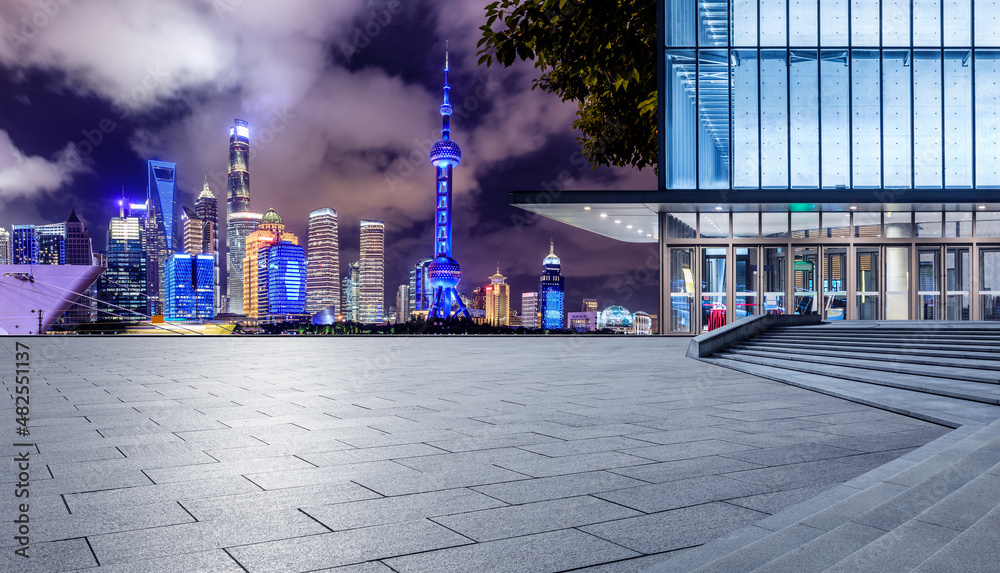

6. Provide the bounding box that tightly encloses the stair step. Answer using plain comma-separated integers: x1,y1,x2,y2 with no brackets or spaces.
754,333,1000,349
740,340,1000,365
912,508,1000,571
729,345,1000,383
715,351,1000,406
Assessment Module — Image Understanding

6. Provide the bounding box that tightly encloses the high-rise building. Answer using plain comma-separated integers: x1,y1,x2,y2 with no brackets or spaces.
396,284,410,323
0,227,10,264
99,207,148,321
11,226,37,264
485,268,509,327
37,232,65,265
147,160,177,316
195,181,220,314
306,208,340,316
359,219,385,323
226,118,263,315
538,240,565,329
342,261,361,322
426,48,470,321
242,208,299,319
164,253,214,321
180,206,203,256
582,298,598,313
521,292,539,329
264,242,307,319
409,257,433,313
64,210,93,265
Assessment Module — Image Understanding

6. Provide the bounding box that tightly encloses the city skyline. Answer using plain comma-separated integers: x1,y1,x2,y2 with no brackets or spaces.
0,1,658,316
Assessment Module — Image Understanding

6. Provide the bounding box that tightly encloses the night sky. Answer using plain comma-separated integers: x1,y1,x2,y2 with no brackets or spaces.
0,0,659,317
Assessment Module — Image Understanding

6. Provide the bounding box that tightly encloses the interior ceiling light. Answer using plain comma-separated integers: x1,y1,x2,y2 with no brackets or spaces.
714,206,723,211
979,205,987,210
849,205,858,210
614,220,621,224
584,206,591,210
626,225,633,229
599,213,608,218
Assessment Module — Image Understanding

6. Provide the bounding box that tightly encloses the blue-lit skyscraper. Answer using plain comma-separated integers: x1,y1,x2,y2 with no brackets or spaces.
164,253,214,321
409,257,433,313
11,226,37,264
147,160,177,316
538,240,565,329
427,47,470,320
266,242,307,317
99,206,148,321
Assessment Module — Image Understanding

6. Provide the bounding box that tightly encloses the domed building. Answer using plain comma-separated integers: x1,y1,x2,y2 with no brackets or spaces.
242,208,304,320
598,305,633,334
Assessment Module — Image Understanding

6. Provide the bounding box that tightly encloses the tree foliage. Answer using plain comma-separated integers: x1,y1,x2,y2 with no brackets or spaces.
477,0,657,171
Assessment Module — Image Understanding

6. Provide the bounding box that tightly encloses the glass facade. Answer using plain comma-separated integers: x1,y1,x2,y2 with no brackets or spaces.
267,242,307,317
664,0,1000,190
164,254,214,321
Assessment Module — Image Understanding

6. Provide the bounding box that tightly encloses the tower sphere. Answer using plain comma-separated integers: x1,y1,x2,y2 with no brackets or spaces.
430,140,462,168
427,255,462,290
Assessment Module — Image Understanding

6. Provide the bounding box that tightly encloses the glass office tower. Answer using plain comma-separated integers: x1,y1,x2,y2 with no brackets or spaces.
512,0,1000,333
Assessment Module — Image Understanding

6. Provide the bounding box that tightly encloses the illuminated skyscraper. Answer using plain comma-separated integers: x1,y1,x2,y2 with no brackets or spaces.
195,180,220,313
165,253,214,321
147,160,177,316
64,210,93,265
485,268,509,327
426,47,470,321
242,208,299,319
265,242,307,319
582,298,598,313
396,284,410,323
538,240,565,329
0,227,10,264
306,208,340,315
409,257,433,313
226,119,262,315
521,292,539,329
11,226,37,264
359,219,385,323
343,261,360,322
99,205,148,321
181,207,203,256
36,223,65,265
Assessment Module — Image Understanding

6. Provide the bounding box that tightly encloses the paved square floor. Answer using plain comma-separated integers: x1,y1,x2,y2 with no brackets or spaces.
0,337,950,572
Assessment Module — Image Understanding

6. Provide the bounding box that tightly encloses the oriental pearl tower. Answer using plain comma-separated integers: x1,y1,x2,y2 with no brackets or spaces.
427,46,471,321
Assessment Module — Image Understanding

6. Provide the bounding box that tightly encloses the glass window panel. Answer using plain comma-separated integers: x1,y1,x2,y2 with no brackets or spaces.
915,211,943,236
669,248,695,333
732,0,758,46
975,0,1000,45
665,51,697,188
854,212,882,237
975,51,1000,187
791,212,820,238
761,51,789,187
823,212,851,237
762,212,789,237
856,247,880,320
760,0,787,45
763,247,786,314
918,247,941,319
790,51,819,187
945,247,969,320
666,0,696,46
700,212,730,238
790,0,818,46
732,50,760,188
699,50,731,189
886,211,913,237
945,50,972,188
853,52,881,188
913,0,941,46
852,0,880,46
883,51,912,188
945,211,972,237
914,51,943,188
886,246,910,319
793,246,819,314
823,247,848,320
980,248,1000,320
820,0,849,45
942,0,970,45
735,247,759,318
821,51,850,188
882,0,911,46
665,213,697,238
733,212,760,238
976,212,1000,237
699,0,729,46
703,248,728,330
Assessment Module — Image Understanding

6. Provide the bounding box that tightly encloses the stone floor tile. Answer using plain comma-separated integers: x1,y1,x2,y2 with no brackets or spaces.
303,488,506,531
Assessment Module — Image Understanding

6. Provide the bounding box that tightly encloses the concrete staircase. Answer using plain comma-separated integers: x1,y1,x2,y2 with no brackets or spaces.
655,322,1000,573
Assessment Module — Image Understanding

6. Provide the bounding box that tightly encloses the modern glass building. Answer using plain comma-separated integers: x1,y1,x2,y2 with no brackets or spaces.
11,226,38,265
306,208,340,316
513,0,1000,333
164,253,214,321
538,240,565,329
100,214,148,321
0,228,10,265
359,219,385,324
195,182,220,314
266,242,307,317
343,260,361,322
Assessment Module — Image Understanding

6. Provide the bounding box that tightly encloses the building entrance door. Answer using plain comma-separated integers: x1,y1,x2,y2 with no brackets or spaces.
855,247,880,320
946,247,970,320
918,248,942,319
668,248,695,333
702,248,728,330
793,247,818,315
822,247,848,320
